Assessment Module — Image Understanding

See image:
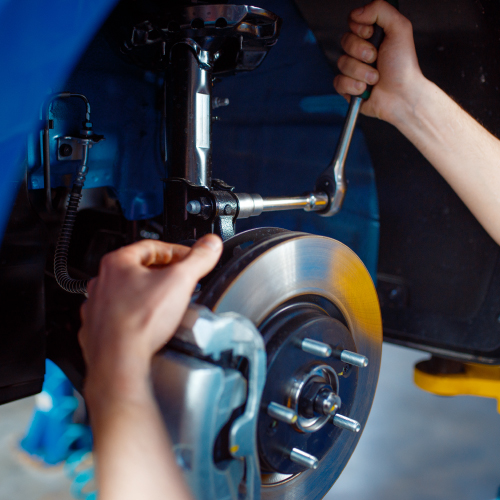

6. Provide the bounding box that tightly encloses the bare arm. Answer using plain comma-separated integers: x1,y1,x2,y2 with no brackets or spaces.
79,235,223,500
334,0,500,245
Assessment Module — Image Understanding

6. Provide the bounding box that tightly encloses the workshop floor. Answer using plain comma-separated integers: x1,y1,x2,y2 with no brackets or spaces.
328,344,500,500
0,344,498,500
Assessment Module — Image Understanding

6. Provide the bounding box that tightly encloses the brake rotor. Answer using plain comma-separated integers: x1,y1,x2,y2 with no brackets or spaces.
198,228,382,500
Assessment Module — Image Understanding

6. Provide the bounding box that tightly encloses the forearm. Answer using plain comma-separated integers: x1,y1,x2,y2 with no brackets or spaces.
387,76,500,245
85,375,193,500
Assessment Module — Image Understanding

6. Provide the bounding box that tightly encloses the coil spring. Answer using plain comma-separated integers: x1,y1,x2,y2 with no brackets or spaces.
54,190,89,294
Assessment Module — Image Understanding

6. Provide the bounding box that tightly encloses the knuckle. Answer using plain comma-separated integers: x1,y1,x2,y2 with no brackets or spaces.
337,54,349,71
99,251,118,269
402,17,413,33
342,32,356,52
340,32,349,50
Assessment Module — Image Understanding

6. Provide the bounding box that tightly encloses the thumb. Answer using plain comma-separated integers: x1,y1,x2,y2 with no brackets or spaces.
178,234,223,280
351,1,404,36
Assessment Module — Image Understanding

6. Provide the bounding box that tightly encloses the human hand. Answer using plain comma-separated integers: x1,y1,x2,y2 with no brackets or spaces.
78,234,222,399
333,0,425,124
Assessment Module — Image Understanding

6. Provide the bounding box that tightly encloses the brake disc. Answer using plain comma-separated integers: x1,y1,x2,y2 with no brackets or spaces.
198,228,382,500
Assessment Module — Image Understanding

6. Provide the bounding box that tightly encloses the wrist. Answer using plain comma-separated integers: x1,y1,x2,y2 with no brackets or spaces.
381,74,433,129
84,355,152,410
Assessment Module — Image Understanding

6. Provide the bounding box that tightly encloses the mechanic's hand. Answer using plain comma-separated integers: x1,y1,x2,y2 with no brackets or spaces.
333,0,424,124
79,235,222,394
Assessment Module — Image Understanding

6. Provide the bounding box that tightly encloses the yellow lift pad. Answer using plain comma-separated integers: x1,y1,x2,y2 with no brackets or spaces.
414,361,500,413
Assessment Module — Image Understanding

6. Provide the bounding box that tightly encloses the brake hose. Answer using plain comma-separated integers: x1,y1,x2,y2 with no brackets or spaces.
54,164,90,295
50,94,101,295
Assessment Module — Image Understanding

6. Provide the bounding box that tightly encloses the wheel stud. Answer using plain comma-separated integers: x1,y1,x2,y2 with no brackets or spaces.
332,414,361,433
289,448,319,469
333,349,368,368
267,402,298,424
300,338,332,358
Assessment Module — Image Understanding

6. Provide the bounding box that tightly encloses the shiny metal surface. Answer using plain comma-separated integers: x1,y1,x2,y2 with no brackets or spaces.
332,414,361,433
155,305,267,500
206,233,382,499
339,350,369,368
301,338,332,358
314,391,341,416
290,364,338,433
167,43,212,188
267,402,298,425
289,449,319,470
235,192,264,219
316,96,362,217
235,192,328,218
186,200,202,214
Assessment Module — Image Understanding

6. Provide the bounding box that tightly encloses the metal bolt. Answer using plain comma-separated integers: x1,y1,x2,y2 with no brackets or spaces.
289,448,319,470
314,390,341,416
336,349,368,368
59,143,73,157
186,200,202,215
267,402,298,425
301,338,332,358
332,414,361,433
212,97,230,109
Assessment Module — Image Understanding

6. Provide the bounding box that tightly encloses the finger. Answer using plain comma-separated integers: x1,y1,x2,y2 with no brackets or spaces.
176,234,223,280
113,240,192,268
334,74,367,97
87,277,97,297
337,55,379,86
341,33,377,64
348,20,374,40
350,1,408,37
80,300,88,322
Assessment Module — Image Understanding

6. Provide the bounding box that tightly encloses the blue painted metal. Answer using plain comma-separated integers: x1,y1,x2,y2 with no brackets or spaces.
0,0,118,243
211,0,380,279
27,40,166,221
0,0,379,278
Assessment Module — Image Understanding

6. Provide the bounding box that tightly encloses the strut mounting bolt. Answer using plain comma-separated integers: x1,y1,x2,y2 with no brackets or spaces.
335,349,369,368
267,402,298,425
186,200,202,214
289,448,319,470
332,414,361,433
301,338,332,358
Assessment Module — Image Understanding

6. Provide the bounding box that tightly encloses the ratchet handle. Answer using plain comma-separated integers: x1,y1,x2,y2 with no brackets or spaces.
314,0,399,217
359,0,399,100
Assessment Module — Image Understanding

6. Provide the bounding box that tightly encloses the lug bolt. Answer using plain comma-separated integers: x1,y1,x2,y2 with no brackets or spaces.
289,448,319,470
301,338,332,358
332,414,361,433
186,200,202,214
267,402,298,425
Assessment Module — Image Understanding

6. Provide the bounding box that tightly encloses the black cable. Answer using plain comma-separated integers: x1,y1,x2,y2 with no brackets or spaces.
54,184,89,295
